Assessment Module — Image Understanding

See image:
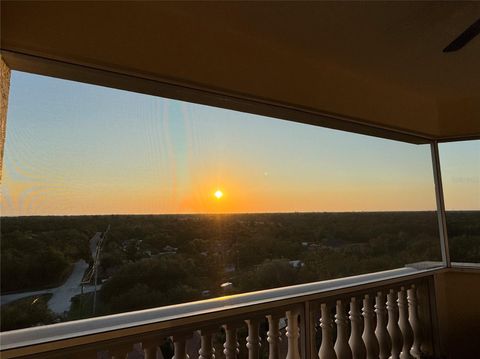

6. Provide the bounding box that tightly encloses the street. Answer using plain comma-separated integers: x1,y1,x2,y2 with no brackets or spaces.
0,232,102,315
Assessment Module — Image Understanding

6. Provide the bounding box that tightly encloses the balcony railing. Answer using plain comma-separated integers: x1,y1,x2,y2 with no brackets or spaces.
0,266,444,359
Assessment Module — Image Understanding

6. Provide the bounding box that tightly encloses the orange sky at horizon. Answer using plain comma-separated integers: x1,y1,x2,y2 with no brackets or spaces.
1,71,478,217
2,170,440,216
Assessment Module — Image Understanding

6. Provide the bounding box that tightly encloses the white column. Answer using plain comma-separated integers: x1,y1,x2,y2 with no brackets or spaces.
246,318,261,359
173,334,189,359
143,339,159,359
349,297,366,359
309,306,319,359
374,291,391,359
110,346,130,359
267,314,282,359
144,346,158,359
319,303,336,359
362,295,379,359
223,323,240,359
387,289,403,359
286,309,301,359
398,287,413,359
199,328,216,359
407,285,422,359
335,300,352,359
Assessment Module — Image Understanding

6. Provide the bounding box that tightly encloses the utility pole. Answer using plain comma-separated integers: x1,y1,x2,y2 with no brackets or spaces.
93,225,110,315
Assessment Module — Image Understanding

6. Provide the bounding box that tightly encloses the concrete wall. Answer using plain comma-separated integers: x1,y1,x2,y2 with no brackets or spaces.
435,268,480,359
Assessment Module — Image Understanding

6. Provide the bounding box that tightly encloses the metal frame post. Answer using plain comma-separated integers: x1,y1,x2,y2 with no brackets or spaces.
430,141,451,267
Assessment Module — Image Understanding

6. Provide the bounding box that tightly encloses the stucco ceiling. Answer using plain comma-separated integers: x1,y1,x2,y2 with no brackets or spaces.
1,1,480,142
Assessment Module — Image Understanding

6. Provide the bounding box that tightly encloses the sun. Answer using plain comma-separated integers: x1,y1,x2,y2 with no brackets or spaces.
214,190,223,199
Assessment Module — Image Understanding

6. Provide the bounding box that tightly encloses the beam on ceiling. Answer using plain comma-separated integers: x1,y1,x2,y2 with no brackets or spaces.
1,50,436,145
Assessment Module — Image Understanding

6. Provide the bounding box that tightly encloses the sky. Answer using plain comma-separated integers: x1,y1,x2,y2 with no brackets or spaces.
1,71,478,216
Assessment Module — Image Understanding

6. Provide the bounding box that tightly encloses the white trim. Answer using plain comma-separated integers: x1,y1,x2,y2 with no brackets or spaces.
430,142,451,267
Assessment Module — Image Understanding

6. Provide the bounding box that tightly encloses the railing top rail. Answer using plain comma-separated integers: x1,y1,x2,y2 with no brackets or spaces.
0,265,444,356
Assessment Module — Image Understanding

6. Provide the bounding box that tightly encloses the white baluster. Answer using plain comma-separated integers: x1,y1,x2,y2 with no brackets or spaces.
335,300,352,359
319,303,336,359
246,318,261,359
173,334,189,359
398,287,413,359
407,285,422,359
387,289,402,359
362,295,379,359
109,344,132,359
374,291,391,359
199,328,216,359
349,297,366,359
309,308,318,359
267,314,282,359
286,309,301,359
144,346,158,359
108,345,132,359
223,323,240,359
143,339,159,359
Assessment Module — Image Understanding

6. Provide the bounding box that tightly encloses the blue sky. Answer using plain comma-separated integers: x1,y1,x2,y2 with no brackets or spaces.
1,71,478,216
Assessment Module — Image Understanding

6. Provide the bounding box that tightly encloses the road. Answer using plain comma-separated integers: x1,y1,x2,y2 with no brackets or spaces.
46,259,91,314
0,232,102,315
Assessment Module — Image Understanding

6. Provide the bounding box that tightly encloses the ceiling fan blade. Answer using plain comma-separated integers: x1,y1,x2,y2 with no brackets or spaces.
443,18,480,52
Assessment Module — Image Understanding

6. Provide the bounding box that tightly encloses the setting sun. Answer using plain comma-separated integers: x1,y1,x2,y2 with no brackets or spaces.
214,190,224,199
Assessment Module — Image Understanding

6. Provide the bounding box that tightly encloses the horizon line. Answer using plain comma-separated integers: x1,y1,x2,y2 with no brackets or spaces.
2,209,478,218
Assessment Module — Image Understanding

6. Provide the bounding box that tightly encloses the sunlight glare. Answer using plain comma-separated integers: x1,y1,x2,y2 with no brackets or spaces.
214,190,223,199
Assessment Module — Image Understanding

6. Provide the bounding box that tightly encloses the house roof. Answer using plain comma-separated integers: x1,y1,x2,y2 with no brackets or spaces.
2,1,479,143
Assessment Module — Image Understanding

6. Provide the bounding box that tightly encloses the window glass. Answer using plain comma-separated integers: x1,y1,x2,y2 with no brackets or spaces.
440,140,480,264
1,71,442,331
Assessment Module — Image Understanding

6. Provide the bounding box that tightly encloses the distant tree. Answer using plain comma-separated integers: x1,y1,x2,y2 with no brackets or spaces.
238,259,315,292
1,295,56,331
100,255,204,313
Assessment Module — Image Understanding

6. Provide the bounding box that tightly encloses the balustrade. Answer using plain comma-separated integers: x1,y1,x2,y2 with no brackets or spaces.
407,285,422,359
246,318,262,359
0,270,435,359
398,287,414,359
286,309,301,359
334,299,352,359
314,285,428,359
318,303,336,359
198,328,215,359
387,288,403,359
223,323,240,359
349,296,366,359
374,291,391,359
267,313,283,359
362,294,379,359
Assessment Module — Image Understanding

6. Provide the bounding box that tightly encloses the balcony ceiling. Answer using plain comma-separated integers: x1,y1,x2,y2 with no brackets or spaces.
1,1,480,143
